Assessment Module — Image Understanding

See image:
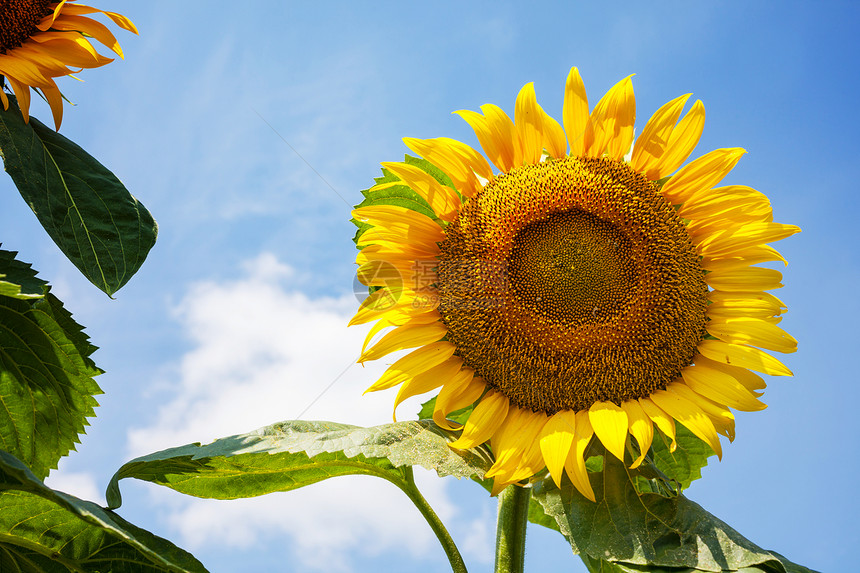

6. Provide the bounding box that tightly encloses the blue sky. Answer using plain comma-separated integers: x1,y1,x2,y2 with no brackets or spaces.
2,1,858,571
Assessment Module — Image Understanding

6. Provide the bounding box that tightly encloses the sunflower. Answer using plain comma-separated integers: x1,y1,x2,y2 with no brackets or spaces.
351,68,799,501
0,0,137,129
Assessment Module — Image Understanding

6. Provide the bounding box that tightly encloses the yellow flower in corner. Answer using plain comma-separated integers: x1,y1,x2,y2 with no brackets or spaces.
0,0,137,129
351,68,800,501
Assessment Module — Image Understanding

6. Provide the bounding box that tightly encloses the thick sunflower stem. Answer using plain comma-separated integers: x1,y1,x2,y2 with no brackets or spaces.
401,467,468,573
494,484,531,573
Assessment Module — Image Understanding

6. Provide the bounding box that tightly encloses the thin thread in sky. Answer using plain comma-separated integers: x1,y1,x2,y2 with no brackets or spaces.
253,108,350,207
293,358,357,419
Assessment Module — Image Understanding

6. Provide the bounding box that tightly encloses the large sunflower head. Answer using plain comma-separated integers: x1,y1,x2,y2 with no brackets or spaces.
351,68,799,501
0,0,137,129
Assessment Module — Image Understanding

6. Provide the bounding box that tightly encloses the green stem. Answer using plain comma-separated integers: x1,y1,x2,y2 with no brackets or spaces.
494,484,530,573
400,467,468,573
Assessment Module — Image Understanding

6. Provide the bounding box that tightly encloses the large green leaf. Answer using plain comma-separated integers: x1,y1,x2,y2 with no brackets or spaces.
0,450,207,573
0,247,46,300
531,450,817,573
106,419,492,509
0,96,157,296
0,288,101,480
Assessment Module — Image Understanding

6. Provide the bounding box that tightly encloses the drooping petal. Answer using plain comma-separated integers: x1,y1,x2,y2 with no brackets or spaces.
588,401,629,462
670,382,736,441
433,374,484,430
539,411,578,487
449,390,509,449
563,411,596,502
639,398,676,452
622,400,653,468
650,386,723,459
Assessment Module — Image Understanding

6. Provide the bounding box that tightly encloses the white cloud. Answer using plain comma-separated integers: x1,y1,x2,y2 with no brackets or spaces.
44,462,103,506
126,253,490,571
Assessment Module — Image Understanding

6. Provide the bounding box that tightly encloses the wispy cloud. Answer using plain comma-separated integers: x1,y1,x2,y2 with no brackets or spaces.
125,253,491,571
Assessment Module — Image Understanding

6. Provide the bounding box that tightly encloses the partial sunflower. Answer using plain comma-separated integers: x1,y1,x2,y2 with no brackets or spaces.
351,68,799,501
0,0,137,129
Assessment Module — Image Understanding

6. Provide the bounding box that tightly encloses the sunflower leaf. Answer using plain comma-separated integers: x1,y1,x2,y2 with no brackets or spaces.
106,419,491,509
0,287,102,480
0,450,207,573
0,247,47,300
0,96,157,296
530,452,817,573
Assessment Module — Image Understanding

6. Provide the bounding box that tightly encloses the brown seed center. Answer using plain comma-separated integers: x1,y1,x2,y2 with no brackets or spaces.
436,156,709,414
0,0,52,54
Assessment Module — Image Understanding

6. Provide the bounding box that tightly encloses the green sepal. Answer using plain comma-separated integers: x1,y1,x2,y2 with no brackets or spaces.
351,155,452,247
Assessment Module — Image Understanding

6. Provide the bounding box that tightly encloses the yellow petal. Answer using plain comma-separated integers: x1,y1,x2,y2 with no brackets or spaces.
697,339,793,376
639,398,676,452
694,354,767,394
538,411,578,487
515,82,543,165
706,318,797,354
656,99,705,177
379,162,461,222
393,357,463,420
680,362,766,412
360,310,441,355
541,111,567,159
359,321,448,363
631,93,690,178
661,148,746,204
588,75,635,160
678,185,771,221
588,401,629,462
622,400,653,468
434,374,484,430
562,67,592,156
669,382,736,441
697,222,801,259
563,411,596,502
487,408,545,482
701,245,786,272
650,386,722,459
349,287,437,326
449,390,510,449
403,137,492,198
706,267,784,292
365,341,457,392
